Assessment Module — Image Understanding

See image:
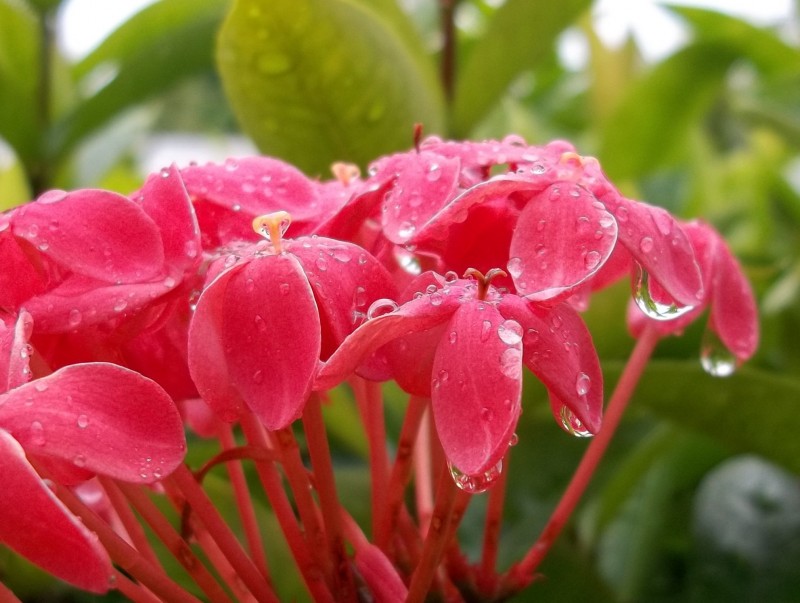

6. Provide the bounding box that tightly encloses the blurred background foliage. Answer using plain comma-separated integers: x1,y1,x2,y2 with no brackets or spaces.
1,0,799,600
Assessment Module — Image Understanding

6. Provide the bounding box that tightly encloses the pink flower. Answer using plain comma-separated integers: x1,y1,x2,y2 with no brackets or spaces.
188,212,396,429
628,220,759,373
0,312,186,591
315,269,603,479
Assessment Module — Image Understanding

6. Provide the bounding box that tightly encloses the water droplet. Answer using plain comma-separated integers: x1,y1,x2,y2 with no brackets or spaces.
448,460,503,494
114,299,127,312
38,189,68,204
184,240,199,259
444,271,459,283
30,421,46,446
73,454,87,468
163,276,176,288
232,203,242,212
448,331,458,344
569,187,581,198
524,328,540,345
34,382,48,392
480,407,494,422
551,314,563,329
353,286,367,307
438,369,449,383
367,298,399,319
426,163,442,181
639,236,654,253
584,250,602,270
507,257,523,279
426,284,438,294
598,215,615,229
315,256,328,272
77,415,89,429
616,206,629,222
429,292,443,306
499,348,522,380
575,372,591,396
241,181,256,194
531,163,546,175
254,315,267,332
480,320,492,342
536,219,547,232
497,319,523,345
253,370,264,384
68,308,82,327
559,406,593,438
26,224,40,238
397,221,416,241
332,248,351,263
548,187,561,201
224,254,238,268
700,328,738,377
508,432,519,446
632,264,694,321
159,168,171,179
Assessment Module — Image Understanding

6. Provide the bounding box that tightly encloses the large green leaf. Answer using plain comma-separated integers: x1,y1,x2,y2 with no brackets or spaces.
52,0,228,161
609,361,800,474
216,0,445,176
0,0,40,165
451,0,591,137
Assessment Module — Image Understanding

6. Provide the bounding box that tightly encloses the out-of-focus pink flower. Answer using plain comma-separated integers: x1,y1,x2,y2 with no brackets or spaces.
628,220,759,373
188,212,396,429
0,312,186,592
315,270,603,479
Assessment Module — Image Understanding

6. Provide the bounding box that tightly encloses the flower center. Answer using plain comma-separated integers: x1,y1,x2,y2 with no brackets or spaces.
252,211,292,254
463,267,507,301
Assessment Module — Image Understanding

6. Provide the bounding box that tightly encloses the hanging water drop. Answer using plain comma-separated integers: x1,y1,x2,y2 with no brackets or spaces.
700,327,738,377
632,264,694,321
559,406,593,438
448,460,504,494
367,298,399,319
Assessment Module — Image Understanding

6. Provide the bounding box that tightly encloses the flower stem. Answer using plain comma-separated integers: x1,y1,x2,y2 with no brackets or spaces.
99,477,160,567
504,326,661,592
112,569,162,603
477,450,511,594
376,395,428,549
302,393,358,602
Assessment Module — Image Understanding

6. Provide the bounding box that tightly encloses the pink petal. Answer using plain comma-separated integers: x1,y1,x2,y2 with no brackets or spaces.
0,311,33,392
377,152,461,244
385,322,447,397
188,266,248,422
220,254,321,430
0,222,46,309
432,302,522,476
609,199,703,306
12,189,165,283
285,237,397,359
509,183,617,301
314,287,460,391
0,429,113,592
0,364,186,482
135,165,201,272
499,295,602,433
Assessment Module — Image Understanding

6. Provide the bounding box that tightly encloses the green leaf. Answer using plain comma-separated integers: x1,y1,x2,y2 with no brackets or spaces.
597,42,738,179
52,0,228,161
608,361,800,474
216,0,445,176
451,0,591,137
0,0,40,165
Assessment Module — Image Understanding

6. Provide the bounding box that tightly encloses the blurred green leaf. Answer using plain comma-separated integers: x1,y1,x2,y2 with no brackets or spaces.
451,0,591,136
0,148,31,208
608,361,800,473
734,73,800,147
52,0,228,161
217,0,444,176
0,0,40,165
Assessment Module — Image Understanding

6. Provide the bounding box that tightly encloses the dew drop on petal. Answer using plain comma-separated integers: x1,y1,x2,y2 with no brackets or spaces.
163,276,176,288
444,271,459,283
508,432,519,447
353,286,367,307
633,264,694,321
497,319,523,345
367,298,399,319
616,206,629,222
426,284,438,294
68,308,82,327
507,257,523,279
254,314,267,332
77,415,89,429
447,331,457,344
524,328,540,345
315,256,328,272
114,299,127,312
499,348,522,380
397,221,416,241
480,320,492,342
438,369,449,383
584,250,602,271
34,382,48,393
700,327,738,377
448,460,503,494
30,421,46,446
639,236,654,253
575,372,591,396
429,292,443,306
559,406,593,438
73,454,87,468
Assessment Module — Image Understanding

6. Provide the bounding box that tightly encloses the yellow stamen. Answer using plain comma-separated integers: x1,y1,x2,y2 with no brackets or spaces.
331,162,360,186
252,211,292,254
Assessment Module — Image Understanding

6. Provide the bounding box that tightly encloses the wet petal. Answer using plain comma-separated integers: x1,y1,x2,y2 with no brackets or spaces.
12,189,165,283
314,288,460,391
0,221,47,309
610,199,703,306
0,430,113,592
432,302,522,476
220,254,321,430
0,311,33,392
509,183,617,301
136,164,201,273
188,267,247,422
499,295,602,433
0,364,186,482
286,237,397,359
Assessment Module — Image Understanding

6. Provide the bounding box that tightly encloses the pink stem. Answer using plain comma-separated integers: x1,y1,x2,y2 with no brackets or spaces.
377,395,429,550
99,477,160,567
504,326,661,592
218,424,272,582
414,405,435,533
167,464,280,603
0,579,22,603
477,451,510,594
351,378,390,537
112,480,233,603
239,413,335,603
302,394,358,602
113,568,163,603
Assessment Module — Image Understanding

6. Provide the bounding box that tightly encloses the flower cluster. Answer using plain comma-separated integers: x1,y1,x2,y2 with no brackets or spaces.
0,136,758,600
